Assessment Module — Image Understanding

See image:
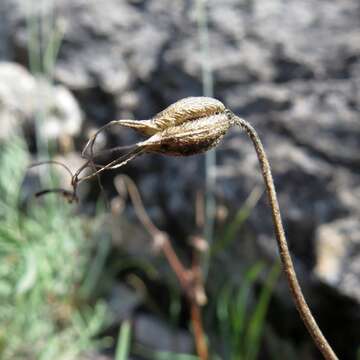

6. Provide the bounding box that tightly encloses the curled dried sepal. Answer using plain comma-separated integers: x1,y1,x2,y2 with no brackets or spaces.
35,188,78,203
28,160,79,203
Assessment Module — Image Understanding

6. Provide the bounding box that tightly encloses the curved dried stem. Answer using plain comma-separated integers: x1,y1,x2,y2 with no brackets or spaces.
233,115,338,360
114,175,190,287
114,175,160,238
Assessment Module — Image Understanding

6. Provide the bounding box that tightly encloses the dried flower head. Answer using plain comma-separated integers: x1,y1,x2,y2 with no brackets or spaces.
83,96,235,158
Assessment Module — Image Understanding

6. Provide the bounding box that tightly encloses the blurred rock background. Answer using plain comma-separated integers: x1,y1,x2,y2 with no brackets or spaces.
0,0,359,359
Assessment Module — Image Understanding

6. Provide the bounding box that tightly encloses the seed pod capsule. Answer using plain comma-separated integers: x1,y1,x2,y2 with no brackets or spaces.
138,97,234,156
152,96,226,129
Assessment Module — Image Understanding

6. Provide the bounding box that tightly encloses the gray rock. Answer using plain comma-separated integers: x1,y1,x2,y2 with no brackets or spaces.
35,79,83,141
107,284,143,325
0,1,12,59
0,62,83,141
315,217,360,303
133,313,193,354
0,62,36,139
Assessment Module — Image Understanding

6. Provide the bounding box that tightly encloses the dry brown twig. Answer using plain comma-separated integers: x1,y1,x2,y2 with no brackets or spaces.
114,175,209,360
33,96,338,360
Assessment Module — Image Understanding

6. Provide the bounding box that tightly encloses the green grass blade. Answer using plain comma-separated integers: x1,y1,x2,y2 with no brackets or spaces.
211,186,263,256
153,352,199,360
232,262,264,355
80,234,111,299
245,262,280,360
216,262,264,360
115,320,132,360
217,284,232,359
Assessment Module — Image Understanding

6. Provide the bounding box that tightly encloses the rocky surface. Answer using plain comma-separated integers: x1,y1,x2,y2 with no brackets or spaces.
1,0,360,358
315,217,360,301
0,62,83,142
133,313,193,354
0,62,36,139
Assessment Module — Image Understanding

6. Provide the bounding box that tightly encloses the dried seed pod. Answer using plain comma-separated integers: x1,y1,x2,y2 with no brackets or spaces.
139,111,232,156
82,97,234,161
125,97,233,156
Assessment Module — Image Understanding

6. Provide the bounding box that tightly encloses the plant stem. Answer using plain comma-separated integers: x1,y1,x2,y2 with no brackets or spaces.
233,116,338,360
114,175,209,359
196,0,216,280
190,302,208,360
